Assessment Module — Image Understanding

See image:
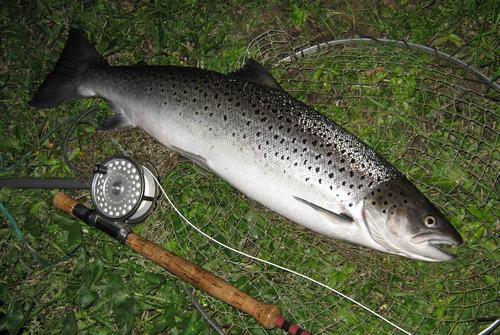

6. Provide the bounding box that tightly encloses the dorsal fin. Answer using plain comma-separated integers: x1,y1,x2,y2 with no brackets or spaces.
229,59,283,91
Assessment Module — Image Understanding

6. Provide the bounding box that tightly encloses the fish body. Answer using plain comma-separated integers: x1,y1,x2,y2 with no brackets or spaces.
30,29,463,261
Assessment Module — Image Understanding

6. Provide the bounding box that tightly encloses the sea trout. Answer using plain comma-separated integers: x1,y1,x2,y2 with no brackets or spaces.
30,29,463,261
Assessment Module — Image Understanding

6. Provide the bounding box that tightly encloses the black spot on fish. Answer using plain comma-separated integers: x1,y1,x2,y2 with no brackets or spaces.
342,181,346,186
318,179,322,184
236,102,240,107
261,117,267,122
315,167,320,172
339,167,345,172
223,115,227,121
256,132,261,137
349,171,354,177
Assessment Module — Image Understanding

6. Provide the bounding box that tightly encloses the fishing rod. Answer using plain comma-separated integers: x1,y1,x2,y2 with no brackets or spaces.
1,154,309,334
53,192,310,335
1,155,308,333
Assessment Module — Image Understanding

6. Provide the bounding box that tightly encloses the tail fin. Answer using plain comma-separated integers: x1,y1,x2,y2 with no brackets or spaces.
29,29,107,108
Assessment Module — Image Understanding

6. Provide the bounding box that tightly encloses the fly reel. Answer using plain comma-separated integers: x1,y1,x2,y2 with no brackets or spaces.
91,156,160,224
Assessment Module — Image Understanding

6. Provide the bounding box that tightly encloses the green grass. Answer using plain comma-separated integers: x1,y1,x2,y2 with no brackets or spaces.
1,1,499,334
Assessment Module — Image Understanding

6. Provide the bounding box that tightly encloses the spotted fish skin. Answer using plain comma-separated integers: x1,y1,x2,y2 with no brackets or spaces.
30,30,463,261
88,65,399,202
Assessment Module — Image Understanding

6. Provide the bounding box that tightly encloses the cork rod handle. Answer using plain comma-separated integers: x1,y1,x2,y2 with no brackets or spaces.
125,233,281,329
53,192,281,330
54,191,79,216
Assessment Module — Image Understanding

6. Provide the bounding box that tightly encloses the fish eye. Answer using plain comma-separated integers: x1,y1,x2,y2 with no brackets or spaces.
424,215,437,228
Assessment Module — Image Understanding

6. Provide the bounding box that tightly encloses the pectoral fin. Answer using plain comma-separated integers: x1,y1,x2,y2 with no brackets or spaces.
294,196,353,223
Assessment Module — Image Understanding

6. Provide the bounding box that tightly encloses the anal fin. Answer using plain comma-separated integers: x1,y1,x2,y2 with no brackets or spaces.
172,146,209,170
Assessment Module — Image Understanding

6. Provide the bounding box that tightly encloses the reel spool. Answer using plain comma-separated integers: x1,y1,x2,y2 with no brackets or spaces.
91,156,160,224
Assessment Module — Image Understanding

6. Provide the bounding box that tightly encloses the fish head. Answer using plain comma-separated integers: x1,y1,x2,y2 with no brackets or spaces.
360,178,463,262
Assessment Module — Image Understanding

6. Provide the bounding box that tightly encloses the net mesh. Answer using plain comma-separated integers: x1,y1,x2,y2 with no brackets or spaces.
72,31,498,334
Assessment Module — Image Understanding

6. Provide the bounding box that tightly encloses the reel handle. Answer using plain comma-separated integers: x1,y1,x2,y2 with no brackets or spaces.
53,192,281,330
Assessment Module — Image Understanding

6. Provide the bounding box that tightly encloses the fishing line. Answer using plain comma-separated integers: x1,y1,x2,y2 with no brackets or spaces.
152,176,412,335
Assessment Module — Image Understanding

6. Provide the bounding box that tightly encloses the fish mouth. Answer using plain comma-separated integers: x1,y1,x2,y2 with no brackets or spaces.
410,232,462,261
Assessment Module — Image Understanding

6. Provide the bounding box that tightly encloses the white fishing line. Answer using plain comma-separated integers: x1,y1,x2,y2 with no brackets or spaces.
153,176,412,335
